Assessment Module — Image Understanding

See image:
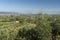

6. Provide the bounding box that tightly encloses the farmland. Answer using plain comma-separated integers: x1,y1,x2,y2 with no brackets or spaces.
0,13,60,40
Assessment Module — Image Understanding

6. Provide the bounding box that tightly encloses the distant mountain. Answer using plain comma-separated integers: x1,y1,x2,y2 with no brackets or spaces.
0,12,58,16
0,12,21,16
0,12,38,16
0,12,19,14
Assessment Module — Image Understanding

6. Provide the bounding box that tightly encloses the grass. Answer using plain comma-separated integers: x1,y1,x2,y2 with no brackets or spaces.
0,21,36,40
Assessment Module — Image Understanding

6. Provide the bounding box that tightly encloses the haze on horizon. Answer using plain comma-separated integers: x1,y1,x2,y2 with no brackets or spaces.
0,0,60,14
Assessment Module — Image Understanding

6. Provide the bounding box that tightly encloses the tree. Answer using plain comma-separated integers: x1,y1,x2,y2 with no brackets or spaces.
50,16,60,40
35,13,52,40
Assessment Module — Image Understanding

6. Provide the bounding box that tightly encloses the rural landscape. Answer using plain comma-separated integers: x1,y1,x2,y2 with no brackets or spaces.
0,0,60,40
0,12,60,40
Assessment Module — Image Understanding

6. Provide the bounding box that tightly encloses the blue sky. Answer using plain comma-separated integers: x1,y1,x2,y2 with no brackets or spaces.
0,0,60,14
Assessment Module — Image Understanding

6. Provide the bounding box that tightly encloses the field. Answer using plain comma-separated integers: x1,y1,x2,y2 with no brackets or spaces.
0,14,60,40
0,21,36,40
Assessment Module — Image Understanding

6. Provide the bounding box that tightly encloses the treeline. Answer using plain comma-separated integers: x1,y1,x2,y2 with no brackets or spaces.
0,13,60,40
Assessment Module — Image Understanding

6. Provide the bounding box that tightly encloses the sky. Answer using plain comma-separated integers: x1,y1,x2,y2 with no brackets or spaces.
0,0,60,14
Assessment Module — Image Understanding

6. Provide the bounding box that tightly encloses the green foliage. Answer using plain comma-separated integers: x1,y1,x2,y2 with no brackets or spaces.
0,13,60,40
35,13,52,40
